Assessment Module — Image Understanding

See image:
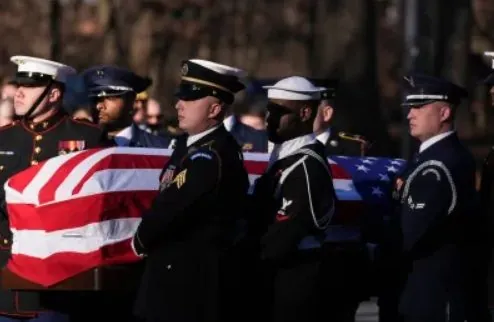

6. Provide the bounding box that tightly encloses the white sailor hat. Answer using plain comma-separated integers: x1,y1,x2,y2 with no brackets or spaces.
10,55,76,86
262,76,325,101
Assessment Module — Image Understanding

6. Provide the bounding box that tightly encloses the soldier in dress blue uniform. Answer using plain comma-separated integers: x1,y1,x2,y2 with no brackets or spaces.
0,56,106,322
391,74,478,322
131,59,249,322
80,65,171,148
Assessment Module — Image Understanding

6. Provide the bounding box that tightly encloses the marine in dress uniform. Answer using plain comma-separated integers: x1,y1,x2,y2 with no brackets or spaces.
131,59,250,322
391,74,478,322
248,76,337,322
0,56,105,322
81,65,171,148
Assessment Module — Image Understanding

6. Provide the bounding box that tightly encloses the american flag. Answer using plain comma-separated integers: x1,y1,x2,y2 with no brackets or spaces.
4,147,406,287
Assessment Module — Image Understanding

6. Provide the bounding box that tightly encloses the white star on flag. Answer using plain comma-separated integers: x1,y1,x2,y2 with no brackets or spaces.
391,160,403,165
362,159,374,164
386,165,398,173
379,173,390,181
356,164,370,173
372,186,384,197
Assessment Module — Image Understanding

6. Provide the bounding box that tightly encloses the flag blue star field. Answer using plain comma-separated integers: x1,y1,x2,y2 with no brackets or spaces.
330,155,407,205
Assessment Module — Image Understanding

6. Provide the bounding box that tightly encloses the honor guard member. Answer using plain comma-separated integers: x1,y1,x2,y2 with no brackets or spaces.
392,74,478,322
223,108,269,152
248,76,336,322
310,78,370,157
131,59,250,322
81,65,171,148
223,79,270,152
0,56,105,321
310,78,371,320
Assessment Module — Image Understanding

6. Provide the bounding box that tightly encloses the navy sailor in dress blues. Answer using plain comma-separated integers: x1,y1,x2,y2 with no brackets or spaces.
391,74,478,322
246,76,339,322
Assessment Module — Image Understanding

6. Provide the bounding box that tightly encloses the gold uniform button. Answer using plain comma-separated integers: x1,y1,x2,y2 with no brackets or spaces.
35,135,42,141
31,160,38,166
0,166,3,171
3,239,8,244
34,147,41,154
29,124,34,130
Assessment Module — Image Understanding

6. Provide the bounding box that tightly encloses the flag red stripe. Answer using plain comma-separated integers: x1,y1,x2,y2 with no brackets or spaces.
243,160,268,175
38,149,110,204
9,191,155,231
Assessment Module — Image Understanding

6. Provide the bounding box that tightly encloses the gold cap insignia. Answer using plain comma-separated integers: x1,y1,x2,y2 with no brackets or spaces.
181,63,189,76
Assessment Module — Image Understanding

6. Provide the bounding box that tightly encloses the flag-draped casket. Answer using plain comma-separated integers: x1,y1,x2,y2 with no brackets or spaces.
3,147,406,288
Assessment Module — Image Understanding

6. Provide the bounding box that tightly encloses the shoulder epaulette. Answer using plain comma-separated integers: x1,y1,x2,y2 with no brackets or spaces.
338,131,368,144
338,131,372,156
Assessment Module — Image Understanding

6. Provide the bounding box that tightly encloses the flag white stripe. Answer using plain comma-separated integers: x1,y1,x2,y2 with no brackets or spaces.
77,169,161,198
54,147,169,201
11,217,141,259
16,151,84,206
334,179,362,200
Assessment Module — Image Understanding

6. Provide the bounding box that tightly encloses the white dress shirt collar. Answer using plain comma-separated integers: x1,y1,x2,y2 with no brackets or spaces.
186,125,221,147
419,130,455,153
316,128,331,145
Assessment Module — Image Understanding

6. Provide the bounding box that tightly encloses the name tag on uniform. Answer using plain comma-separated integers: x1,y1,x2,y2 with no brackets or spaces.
58,140,86,155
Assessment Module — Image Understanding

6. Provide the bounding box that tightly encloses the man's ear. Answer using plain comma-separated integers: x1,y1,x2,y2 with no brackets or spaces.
48,86,62,103
208,101,224,119
440,104,452,123
322,105,334,123
299,105,313,122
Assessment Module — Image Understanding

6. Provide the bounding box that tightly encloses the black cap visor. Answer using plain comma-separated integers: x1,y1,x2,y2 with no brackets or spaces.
13,72,53,87
175,82,234,104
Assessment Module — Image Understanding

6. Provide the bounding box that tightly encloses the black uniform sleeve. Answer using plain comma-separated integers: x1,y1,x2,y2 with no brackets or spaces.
133,148,220,254
400,160,456,254
261,157,335,261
